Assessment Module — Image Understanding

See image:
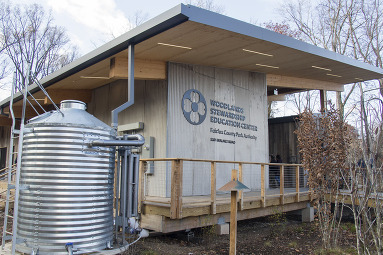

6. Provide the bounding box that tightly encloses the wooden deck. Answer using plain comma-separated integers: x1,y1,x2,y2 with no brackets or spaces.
138,158,311,233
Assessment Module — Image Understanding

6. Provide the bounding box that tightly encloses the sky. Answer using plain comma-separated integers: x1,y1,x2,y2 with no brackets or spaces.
11,0,286,56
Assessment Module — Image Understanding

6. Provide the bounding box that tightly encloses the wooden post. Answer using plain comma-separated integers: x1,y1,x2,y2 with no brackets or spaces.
320,89,327,113
261,164,265,207
230,190,238,255
170,159,183,219
230,169,238,255
211,162,216,214
280,165,284,205
238,163,243,210
231,169,238,181
218,169,249,255
295,166,300,202
138,160,146,214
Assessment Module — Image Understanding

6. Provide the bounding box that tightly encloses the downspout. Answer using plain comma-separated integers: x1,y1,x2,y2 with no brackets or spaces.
111,44,135,129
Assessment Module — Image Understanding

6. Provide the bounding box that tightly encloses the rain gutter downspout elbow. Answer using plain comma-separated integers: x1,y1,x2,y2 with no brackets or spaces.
111,44,135,129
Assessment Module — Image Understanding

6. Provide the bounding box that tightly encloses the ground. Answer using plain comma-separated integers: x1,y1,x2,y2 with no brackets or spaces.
0,212,357,255
123,214,357,255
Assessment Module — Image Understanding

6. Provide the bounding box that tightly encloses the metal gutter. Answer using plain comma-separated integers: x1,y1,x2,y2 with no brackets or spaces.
181,5,383,75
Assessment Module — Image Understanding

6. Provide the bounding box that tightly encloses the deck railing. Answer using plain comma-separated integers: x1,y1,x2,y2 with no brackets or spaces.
139,158,308,219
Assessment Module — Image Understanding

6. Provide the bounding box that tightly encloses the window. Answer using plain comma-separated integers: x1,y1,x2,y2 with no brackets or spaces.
0,147,6,170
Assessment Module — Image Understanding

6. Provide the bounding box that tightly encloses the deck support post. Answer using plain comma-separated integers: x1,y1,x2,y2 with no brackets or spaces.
302,203,314,222
211,162,216,214
170,159,183,219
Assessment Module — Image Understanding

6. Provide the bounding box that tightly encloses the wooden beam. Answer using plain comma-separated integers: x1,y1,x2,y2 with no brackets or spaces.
210,162,216,214
267,74,344,92
267,94,286,101
146,201,309,233
109,57,167,80
44,89,92,105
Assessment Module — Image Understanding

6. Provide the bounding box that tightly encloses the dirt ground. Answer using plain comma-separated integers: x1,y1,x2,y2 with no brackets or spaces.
123,215,357,255
0,212,356,255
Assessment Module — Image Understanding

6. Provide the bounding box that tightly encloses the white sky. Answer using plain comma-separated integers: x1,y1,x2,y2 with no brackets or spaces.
0,0,285,101
12,0,285,55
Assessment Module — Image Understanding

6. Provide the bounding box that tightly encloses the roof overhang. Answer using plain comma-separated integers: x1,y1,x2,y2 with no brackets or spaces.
1,4,383,111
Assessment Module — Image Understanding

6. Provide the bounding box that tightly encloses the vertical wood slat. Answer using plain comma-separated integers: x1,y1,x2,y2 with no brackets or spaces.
211,162,216,214
138,160,146,214
238,163,243,210
170,159,183,219
280,165,284,205
295,166,300,202
261,164,265,207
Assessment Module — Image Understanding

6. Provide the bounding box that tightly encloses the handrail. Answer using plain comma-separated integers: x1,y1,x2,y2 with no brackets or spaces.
0,164,17,179
139,158,307,220
140,157,303,166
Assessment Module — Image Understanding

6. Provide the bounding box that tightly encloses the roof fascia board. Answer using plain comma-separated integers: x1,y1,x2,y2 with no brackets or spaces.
181,5,383,76
1,4,188,108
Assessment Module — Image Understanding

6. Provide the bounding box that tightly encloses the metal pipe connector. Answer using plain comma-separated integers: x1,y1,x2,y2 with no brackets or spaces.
89,134,145,147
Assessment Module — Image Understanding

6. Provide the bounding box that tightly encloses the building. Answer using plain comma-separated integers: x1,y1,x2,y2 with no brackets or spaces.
0,4,382,232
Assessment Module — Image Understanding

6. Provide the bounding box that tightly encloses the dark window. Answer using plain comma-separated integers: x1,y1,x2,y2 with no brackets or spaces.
0,147,6,170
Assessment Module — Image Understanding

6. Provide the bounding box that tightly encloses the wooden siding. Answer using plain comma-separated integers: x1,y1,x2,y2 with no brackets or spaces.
166,63,268,196
268,116,300,164
87,79,168,159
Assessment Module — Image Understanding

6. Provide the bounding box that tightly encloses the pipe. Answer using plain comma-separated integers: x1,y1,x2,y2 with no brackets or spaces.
89,134,145,147
111,44,135,129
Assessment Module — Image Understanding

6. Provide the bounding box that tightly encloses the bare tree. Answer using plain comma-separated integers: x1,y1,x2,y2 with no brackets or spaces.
0,1,78,87
184,0,225,14
279,0,367,119
285,90,320,114
341,84,383,255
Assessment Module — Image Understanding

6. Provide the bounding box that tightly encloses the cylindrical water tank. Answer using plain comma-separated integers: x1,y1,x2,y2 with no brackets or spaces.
16,100,116,254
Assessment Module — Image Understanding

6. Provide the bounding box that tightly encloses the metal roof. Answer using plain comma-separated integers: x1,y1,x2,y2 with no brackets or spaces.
1,4,383,108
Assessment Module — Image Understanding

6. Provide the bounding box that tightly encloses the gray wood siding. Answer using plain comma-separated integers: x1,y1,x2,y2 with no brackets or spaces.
88,79,168,197
167,63,268,196
88,79,168,159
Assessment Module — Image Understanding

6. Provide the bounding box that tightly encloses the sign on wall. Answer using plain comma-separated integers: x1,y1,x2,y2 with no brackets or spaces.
181,89,258,145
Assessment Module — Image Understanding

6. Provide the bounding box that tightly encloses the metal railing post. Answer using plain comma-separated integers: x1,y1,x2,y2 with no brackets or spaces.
280,165,284,205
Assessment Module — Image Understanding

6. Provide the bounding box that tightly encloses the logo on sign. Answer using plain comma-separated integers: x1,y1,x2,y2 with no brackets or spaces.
181,89,207,125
